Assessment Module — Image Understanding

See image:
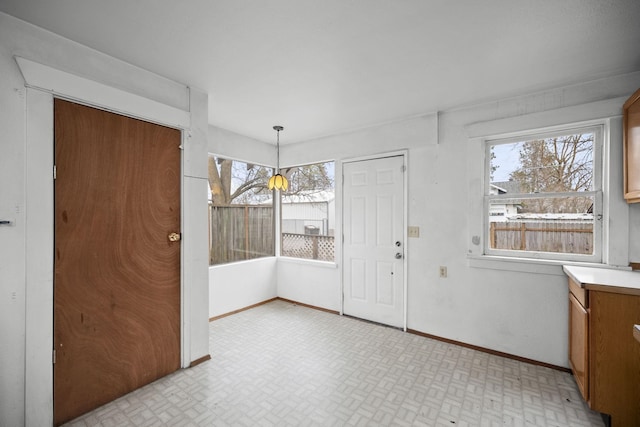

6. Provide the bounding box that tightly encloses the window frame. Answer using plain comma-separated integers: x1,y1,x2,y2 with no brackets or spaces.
483,124,604,263
278,160,336,263
207,153,276,266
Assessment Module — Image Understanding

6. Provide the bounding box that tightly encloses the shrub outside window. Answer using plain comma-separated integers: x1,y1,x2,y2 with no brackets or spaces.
485,125,603,262
208,155,274,265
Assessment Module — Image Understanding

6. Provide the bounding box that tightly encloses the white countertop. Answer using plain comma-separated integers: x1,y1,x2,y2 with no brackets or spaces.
563,265,640,295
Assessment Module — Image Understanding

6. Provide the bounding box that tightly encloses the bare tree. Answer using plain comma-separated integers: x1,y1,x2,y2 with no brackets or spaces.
208,156,334,206
283,162,333,199
489,146,497,181
509,134,594,213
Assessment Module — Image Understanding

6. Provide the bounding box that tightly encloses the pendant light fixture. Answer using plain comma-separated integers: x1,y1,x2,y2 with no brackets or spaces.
268,125,289,191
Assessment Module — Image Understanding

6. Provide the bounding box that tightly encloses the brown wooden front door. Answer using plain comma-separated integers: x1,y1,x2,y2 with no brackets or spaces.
53,99,181,426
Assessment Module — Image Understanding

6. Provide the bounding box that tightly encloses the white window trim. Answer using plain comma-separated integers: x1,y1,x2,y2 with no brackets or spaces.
278,160,337,263
483,124,604,263
207,154,276,265
466,98,630,269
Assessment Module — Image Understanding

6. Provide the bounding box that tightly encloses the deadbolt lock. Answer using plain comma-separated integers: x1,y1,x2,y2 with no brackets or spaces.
168,232,181,242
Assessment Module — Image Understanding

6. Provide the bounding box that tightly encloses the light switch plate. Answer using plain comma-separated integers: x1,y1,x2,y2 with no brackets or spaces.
408,226,419,238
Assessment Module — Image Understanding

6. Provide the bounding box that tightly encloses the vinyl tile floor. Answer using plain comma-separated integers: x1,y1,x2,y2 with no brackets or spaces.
64,300,604,426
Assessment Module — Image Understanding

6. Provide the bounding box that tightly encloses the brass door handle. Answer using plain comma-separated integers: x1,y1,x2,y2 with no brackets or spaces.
168,232,181,242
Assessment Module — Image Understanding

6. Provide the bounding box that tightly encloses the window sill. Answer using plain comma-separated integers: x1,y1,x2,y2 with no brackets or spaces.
466,254,625,276
277,256,338,269
209,256,277,269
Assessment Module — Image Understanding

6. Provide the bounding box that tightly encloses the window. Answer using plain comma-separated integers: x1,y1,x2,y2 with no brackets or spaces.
485,125,602,262
208,155,274,265
280,161,335,262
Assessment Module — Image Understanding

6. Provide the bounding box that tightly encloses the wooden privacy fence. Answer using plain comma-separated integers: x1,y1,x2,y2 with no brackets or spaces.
209,205,273,265
281,233,335,261
490,221,593,254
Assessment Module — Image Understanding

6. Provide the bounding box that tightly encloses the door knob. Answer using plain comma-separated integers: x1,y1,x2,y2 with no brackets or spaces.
395,252,403,259
168,232,181,242
395,241,401,247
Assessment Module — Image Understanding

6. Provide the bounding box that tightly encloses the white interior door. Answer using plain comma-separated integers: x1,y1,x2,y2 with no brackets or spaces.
343,155,405,328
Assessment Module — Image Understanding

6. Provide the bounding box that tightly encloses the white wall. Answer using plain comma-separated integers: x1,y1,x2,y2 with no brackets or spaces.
277,259,341,311
0,13,209,426
0,16,28,427
209,258,278,318
276,72,640,368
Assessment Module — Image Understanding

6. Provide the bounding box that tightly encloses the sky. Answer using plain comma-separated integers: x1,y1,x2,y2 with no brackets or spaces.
491,143,521,182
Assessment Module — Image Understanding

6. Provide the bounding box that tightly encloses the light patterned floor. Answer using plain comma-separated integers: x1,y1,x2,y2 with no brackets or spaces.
64,300,604,426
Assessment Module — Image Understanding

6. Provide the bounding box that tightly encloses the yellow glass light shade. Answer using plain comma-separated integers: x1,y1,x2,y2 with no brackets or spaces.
268,173,289,191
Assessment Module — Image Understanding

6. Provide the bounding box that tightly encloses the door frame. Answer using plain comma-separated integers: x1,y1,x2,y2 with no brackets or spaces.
21,58,194,426
341,150,409,331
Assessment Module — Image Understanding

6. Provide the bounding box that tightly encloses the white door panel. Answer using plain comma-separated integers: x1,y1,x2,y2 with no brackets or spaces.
350,258,367,300
343,155,405,328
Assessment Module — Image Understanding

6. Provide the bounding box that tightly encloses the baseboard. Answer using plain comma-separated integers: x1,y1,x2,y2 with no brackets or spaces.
407,328,571,373
209,297,278,322
276,297,340,315
189,354,211,367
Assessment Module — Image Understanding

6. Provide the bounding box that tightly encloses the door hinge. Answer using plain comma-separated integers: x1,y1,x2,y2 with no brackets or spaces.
53,165,57,180
52,349,56,364
401,165,406,173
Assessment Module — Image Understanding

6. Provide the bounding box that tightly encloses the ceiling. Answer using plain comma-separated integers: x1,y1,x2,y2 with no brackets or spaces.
1,0,640,143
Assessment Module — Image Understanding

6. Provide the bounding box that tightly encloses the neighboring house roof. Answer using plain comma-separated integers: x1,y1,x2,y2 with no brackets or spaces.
491,180,523,194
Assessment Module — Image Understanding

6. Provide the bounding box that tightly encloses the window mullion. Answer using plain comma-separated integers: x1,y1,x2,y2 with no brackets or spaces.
487,190,598,201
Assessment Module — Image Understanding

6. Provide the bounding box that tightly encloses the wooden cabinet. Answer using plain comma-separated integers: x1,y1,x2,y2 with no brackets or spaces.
568,278,589,401
623,88,640,203
567,277,640,427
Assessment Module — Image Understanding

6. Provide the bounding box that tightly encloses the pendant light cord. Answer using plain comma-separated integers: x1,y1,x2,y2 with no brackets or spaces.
273,125,284,174
276,128,280,174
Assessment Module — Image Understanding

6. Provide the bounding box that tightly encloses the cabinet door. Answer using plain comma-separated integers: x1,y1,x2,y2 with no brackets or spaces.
624,88,640,203
569,292,589,402
589,291,640,426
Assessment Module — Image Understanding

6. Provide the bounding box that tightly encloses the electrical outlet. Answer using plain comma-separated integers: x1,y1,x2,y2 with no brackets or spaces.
439,266,447,278
408,226,420,238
